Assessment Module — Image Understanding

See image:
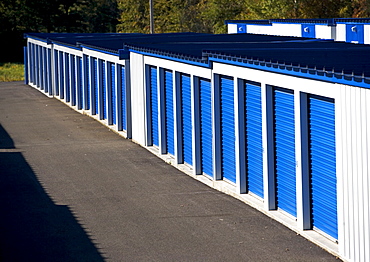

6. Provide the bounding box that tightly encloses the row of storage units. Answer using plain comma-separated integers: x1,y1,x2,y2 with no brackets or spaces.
26,34,130,135
24,32,370,262
226,18,370,44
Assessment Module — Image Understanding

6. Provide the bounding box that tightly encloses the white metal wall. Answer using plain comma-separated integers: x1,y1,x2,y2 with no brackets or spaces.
337,84,370,262
130,52,146,145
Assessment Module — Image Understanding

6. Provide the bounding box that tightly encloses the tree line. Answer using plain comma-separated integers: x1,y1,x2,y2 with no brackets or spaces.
1,0,369,61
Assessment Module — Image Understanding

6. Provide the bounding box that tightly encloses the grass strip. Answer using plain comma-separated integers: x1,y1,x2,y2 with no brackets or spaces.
0,63,24,82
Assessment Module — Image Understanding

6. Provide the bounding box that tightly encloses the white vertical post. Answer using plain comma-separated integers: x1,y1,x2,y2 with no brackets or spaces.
212,73,222,180
174,71,182,164
158,68,166,154
192,76,201,175
235,78,246,193
296,91,311,230
263,83,276,210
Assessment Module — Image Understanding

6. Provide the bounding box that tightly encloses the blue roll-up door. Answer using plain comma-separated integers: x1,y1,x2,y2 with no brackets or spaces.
245,82,263,198
150,67,158,146
33,44,37,85
274,88,296,217
165,70,175,155
77,57,84,109
59,51,64,99
40,47,45,90
121,66,126,131
35,45,40,87
200,78,213,177
220,76,236,183
309,95,337,239
346,24,364,44
54,50,59,96
47,49,52,95
42,47,47,90
92,58,98,115
102,61,107,119
64,53,70,102
111,63,116,125
84,55,90,110
181,74,192,165
71,55,76,106
29,44,33,84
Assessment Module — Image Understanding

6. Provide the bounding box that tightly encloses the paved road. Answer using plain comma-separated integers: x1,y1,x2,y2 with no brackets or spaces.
0,82,340,261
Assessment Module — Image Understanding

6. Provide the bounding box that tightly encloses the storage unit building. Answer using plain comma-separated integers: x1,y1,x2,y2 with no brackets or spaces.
226,18,370,44
24,32,370,262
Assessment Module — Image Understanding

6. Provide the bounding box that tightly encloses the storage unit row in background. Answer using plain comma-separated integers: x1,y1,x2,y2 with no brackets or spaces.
226,18,370,44
24,32,370,262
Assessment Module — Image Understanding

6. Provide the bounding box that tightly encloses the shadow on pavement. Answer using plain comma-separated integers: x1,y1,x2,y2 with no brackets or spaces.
0,125,105,261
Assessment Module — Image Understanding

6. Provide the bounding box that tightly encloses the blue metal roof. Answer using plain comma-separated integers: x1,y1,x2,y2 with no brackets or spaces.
25,32,370,88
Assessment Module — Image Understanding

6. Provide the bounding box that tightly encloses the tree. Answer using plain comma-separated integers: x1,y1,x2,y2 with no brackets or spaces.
117,0,150,33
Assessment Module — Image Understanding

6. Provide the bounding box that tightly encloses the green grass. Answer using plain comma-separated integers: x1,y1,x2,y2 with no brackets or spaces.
0,63,24,82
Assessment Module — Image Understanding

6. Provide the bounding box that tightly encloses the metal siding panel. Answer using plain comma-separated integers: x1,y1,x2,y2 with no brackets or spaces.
200,79,213,177
150,67,159,146
111,63,116,125
245,82,263,198
165,70,175,155
121,66,126,131
102,61,107,119
71,55,76,106
182,74,192,165
77,57,83,109
274,88,296,217
309,96,337,239
221,76,236,183
94,58,98,115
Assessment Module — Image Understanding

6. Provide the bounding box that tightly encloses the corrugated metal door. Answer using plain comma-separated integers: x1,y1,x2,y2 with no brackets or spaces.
346,24,364,44
35,45,39,87
59,51,64,99
111,63,116,125
181,74,192,165
102,61,107,119
245,82,263,198
165,70,174,155
43,48,47,92
29,44,34,84
220,76,236,183
71,55,76,106
77,57,83,110
150,67,159,146
41,47,45,90
84,55,90,110
47,49,52,94
121,66,126,131
200,78,213,177
274,87,296,217
64,53,70,102
93,58,98,115
309,95,337,239
54,50,59,96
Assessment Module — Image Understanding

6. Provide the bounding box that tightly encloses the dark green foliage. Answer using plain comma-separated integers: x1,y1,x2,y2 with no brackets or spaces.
1,0,369,62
